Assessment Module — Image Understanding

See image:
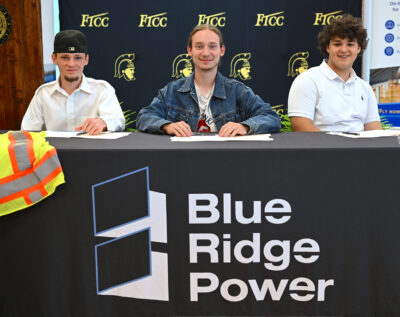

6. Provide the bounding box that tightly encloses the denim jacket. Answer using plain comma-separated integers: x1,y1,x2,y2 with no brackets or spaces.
136,72,281,134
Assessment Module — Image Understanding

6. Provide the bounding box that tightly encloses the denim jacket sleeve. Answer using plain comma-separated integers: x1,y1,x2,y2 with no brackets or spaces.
238,85,281,134
136,88,171,134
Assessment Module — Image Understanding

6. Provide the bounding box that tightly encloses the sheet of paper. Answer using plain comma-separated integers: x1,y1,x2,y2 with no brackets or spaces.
45,131,81,138
45,131,130,139
72,132,131,139
328,130,400,138
170,134,273,142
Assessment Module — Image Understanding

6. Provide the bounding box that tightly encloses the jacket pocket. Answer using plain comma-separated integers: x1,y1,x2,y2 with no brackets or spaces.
166,106,190,122
221,110,241,123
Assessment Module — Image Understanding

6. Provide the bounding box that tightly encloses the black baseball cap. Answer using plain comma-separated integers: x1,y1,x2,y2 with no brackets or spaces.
53,30,87,54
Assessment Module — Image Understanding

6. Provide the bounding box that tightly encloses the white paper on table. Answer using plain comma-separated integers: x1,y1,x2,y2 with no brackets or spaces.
44,131,130,139
72,132,131,139
45,131,81,138
327,130,400,138
170,134,273,142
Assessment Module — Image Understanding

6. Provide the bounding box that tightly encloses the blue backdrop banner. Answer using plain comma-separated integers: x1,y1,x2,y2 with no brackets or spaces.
59,0,362,128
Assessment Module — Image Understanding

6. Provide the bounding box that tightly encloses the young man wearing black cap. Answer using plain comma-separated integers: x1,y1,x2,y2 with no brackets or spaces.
21,30,125,134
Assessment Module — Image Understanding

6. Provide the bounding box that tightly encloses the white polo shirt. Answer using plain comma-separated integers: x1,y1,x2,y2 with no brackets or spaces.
288,60,380,132
21,75,125,132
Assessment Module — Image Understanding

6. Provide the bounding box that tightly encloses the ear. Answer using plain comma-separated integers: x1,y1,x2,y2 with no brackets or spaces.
187,46,192,56
356,45,361,54
51,54,57,64
84,54,89,65
220,45,226,57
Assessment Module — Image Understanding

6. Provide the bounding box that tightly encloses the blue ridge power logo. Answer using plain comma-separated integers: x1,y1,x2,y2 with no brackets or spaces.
92,167,168,301
91,168,334,304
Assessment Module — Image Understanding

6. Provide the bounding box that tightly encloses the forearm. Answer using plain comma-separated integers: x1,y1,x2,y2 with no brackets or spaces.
98,87,125,131
364,121,382,131
100,116,125,132
136,101,170,133
290,117,320,132
241,113,281,134
21,99,44,131
242,93,281,134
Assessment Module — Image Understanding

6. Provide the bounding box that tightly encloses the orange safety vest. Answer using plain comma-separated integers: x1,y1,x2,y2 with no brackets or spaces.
0,131,65,216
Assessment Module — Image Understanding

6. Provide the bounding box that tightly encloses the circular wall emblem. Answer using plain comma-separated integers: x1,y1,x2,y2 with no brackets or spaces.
385,33,395,43
384,47,394,56
385,20,395,30
0,3,12,46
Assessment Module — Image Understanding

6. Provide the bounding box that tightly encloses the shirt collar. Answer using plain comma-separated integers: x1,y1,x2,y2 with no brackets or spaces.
49,79,62,95
51,74,92,95
320,60,357,82
178,72,226,99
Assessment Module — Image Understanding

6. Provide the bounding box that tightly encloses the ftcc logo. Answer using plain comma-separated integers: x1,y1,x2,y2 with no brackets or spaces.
80,12,109,27
114,53,136,81
172,53,193,79
92,167,168,301
198,12,226,27
313,10,342,25
287,52,309,77
230,53,251,81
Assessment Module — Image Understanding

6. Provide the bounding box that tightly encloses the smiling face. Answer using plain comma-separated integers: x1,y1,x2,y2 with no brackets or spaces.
52,52,89,83
187,29,225,73
326,36,361,78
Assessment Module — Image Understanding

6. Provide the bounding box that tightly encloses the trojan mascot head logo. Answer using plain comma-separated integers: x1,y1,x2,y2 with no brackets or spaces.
172,53,193,79
288,52,309,77
114,53,136,81
230,53,251,81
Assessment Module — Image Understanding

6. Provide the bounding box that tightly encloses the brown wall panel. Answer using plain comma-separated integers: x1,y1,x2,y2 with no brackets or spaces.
0,0,43,130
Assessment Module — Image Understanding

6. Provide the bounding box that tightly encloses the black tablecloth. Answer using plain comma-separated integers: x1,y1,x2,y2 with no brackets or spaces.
0,132,399,317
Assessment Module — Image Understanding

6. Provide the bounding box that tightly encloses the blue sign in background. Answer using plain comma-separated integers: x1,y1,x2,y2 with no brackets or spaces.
379,102,400,127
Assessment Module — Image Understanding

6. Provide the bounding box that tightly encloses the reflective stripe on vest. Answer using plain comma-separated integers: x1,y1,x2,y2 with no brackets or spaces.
9,131,36,171
0,131,65,215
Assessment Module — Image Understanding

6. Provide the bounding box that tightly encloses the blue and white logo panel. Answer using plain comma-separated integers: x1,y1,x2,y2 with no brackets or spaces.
92,167,169,301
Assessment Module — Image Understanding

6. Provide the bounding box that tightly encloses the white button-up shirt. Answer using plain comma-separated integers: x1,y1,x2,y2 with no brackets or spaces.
21,75,125,131
288,60,380,132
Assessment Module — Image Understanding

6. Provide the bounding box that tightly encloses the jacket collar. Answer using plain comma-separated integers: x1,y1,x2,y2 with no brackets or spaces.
178,72,226,99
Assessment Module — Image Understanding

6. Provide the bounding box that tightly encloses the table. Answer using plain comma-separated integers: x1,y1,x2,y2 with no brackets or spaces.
0,132,399,317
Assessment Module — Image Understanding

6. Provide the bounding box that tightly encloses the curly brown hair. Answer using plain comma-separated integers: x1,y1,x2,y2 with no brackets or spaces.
318,14,368,57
